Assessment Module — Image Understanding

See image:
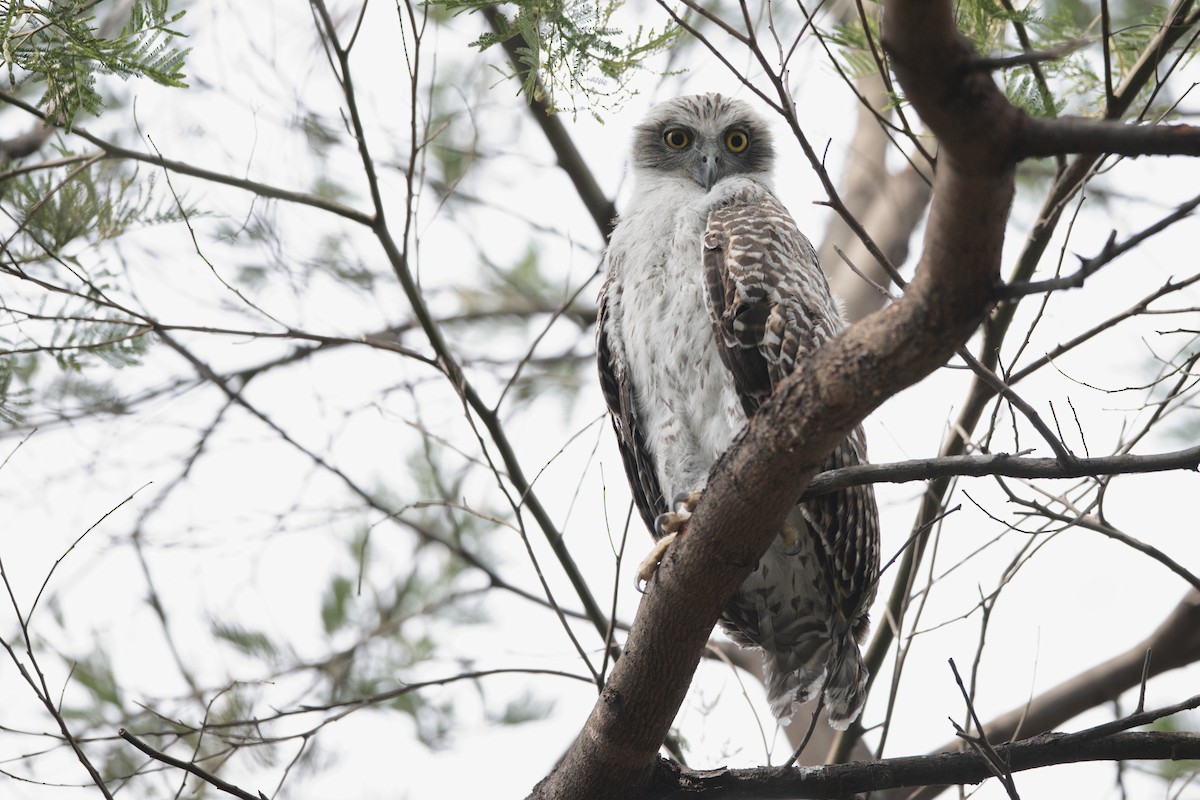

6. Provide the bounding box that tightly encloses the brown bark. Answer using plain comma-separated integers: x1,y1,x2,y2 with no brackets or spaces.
659,730,1200,798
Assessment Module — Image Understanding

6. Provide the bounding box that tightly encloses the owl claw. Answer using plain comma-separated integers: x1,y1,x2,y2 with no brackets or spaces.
635,532,678,591
637,492,704,590
654,491,703,537
781,523,802,555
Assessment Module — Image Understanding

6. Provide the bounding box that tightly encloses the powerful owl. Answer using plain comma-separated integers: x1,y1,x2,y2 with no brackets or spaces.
596,94,881,729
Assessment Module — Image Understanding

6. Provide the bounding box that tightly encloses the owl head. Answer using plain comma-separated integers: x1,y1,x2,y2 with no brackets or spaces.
631,93,776,191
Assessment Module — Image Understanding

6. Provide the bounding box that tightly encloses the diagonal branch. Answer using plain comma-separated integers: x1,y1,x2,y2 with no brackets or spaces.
307,0,616,665
856,3,1200,757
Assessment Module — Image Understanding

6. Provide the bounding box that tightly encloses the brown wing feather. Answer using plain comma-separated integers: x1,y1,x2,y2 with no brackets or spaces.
596,278,668,535
703,187,880,621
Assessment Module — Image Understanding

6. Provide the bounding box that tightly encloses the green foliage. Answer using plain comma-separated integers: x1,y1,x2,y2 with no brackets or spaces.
1005,68,1067,117
212,621,285,664
826,17,882,83
321,572,356,635
955,0,1039,55
0,353,34,424
66,649,123,714
0,158,189,424
0,0,188,129
0,161,184,264
452,244,591,406
309,232,377,290
435,0,679,115
489,690,555,725
827,0,1195,120
50,317,150,371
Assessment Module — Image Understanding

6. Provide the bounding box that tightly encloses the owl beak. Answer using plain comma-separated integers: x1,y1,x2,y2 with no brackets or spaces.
695,152,721,190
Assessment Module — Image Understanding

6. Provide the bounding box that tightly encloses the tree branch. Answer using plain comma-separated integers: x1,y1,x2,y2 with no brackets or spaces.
0,89,375,227
119,729,264,800
1018,116,1200,159
856,2,1200,752
802,444,1200,495
1000,189,1200,298
660,730,1200,798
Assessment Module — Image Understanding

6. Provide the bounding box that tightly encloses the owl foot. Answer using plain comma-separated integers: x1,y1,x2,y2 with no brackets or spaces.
656,491,703,536
636,532,677,590
781,522,802,554
636,491,704,589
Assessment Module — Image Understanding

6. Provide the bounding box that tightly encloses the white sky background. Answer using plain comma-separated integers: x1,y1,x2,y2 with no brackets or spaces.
1,1,1199,798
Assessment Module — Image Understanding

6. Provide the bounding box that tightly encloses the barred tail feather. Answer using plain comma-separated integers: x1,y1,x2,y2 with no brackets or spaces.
822,641,869,730
763,639,868,729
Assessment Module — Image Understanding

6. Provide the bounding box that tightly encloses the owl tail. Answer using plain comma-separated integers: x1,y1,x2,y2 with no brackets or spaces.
764,638,868,730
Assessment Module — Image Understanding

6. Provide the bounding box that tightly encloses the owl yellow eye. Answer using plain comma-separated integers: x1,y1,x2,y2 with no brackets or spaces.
725,129,750,153
663,128,690,149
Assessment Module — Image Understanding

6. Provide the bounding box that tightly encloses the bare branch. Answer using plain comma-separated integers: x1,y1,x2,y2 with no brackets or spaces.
970,39,1087,72
0,89,375,227
859,1,1200,747
118,729,264,800
659,730,1200,798
308,0,617,659
1001,190,1200,298
1018,116,1200,159
803,444,1200,495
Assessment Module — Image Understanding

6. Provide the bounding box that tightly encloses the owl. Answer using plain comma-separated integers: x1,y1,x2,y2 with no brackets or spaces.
596,93,880,729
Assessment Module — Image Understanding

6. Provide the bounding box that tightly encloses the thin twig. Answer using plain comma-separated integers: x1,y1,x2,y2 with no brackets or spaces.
118,729,264,800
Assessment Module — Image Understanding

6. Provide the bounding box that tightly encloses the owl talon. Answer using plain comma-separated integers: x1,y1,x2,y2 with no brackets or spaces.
654,491,703,537
639,491,705,589
781,523,802,555
673,490,703,512
636,532,678,590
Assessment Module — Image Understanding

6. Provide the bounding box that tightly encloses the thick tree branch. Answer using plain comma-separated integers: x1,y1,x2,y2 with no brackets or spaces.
659,730,1200,798
528,0,1200,793
1018,116,1200,159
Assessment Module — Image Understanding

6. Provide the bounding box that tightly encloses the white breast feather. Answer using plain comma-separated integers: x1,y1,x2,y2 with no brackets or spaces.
605,177,745,500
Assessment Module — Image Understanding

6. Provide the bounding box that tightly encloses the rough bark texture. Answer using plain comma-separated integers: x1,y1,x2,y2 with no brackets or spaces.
658,731,1200,798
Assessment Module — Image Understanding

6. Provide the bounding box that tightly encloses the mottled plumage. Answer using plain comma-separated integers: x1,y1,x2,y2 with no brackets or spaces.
597,94,880,728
